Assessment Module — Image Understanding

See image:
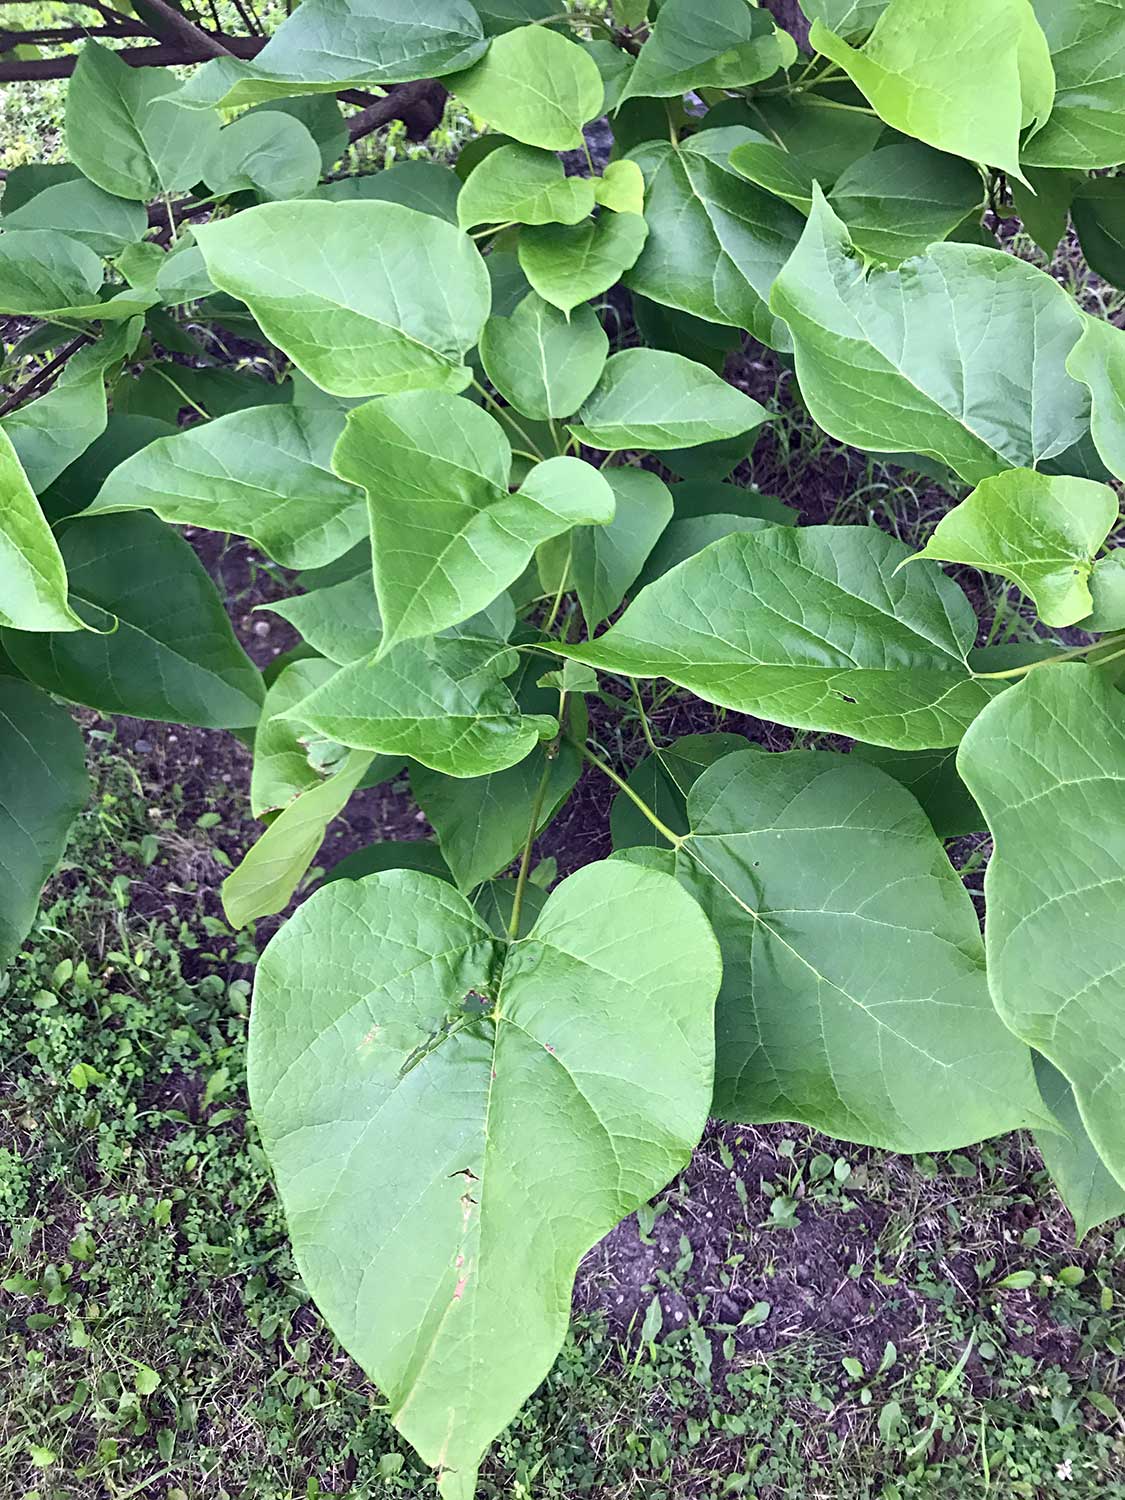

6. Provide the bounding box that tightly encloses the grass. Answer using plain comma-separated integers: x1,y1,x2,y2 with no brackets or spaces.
2,751,1124,1499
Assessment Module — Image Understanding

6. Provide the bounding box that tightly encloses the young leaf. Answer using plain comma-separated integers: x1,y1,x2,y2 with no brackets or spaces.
610,732,747,851
626,128,804,349
1065,315,1125,483
958,665,1125,1191
194,201,491,397
911,470,1119,628
248,861,719,1492
479,293,609,421
251,658,342,817
561,525,999,750
620,0,796,102
537,468,674,630
65,42,221,201
1033,1056,1125,1244
411,667,584,890
676,748,1050,1146
1021,1,1125,169
88,404,367,570
0,430,83,632
457,144,596,229
569,349,771,453
808,0,1046,179
449,25,604,151
203,111,322,202
333,394,614,653
223,748,373,927
518,212,649,314
176,0,488,110
770,190,1088,484
0,676,90,968
287,636,557,777
3,514,264,728
1,176,147,256
593,160,644,216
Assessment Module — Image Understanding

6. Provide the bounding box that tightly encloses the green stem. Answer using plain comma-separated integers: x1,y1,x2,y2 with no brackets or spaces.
471,379,546,461
971,633,1125,681
542,543,573,637
569,736,684,848
507,757,554,941
631,678,658,753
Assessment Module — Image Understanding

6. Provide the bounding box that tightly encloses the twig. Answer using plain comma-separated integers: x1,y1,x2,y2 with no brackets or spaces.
0,335,92,418
0,34,262,80
129,0,232,56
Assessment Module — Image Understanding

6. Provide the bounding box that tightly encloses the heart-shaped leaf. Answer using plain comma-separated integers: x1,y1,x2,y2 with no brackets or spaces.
449,25,604,151
457,144,596,229
518,211,648,313
621,0,796,102
479,293,608,420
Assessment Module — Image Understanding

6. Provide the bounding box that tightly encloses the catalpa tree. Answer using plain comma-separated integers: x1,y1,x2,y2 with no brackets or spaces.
2,0,1125,1493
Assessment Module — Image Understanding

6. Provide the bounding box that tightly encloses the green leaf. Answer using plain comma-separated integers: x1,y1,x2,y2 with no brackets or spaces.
562,525,1000,750
800,0,887,37
728,137,815,215
412,666,584,890
827,143,985,265
626,128,804,348
1072,180,1125,289
633,513,774,590
912,470,1118,628
593,161,645,216
0,676,90,967
1083,553,1125,634
669,481,797,526
662,434,759,483
177,0,488,110
1033,1056,1125,1243
251,94,348,174
479,293,608,420
1,175,147,256
621,0,796,103
477,0,558,32
65,42,221,201
203,111,322,202
676,748,1049,1146
1021,0,1125,169
88,404,367,570
610,732,746,851
0,430,83,632
248,859,719,1489
471,876,548,938
450,25,604,151
0,230,100,317
518,211,648,314
1011,166,1078,256
288,636,557,777
334,394,614,653
195,201,491,398
40,414,175,524
770,190,1088,485
153,240,214,305
3,321,140,494
322,837,452,885
569,349,771,453
457,144,596,229
318,161,461,222
809,0,1045,179
959,666,1125,1190
267,572,382,664
849,746,984,838
223,748,373,926
251,657,342,817
1066,316,1125,484
3,514,264,728
1,163,82,214
731,94,886,186
538,468,673,630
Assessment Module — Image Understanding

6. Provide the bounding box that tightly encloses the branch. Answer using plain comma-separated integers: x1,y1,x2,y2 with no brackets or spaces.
0,335,92,419
347,79,448,143
129,0,231,57
0,33,263,80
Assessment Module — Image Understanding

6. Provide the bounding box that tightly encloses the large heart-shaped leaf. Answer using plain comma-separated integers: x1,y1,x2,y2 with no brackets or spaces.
176,0,488,110
88,404,367,570
958,665,1125,1191
65,42,221,200
3,514,264,728
287,636,557,777
195,202,491,398
333,394,614,653
249,860,719,1493
809,0,1049,179
912,470,1119,628
0,430,83,632
561,525,999,750
479,293,608,421
770,190,1089,484
674,747,1049,1145
625,128,804,348
1022,0,1125,169
621,0,796,103
0,676,90,967
448,25,604,151
569,349,771,453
